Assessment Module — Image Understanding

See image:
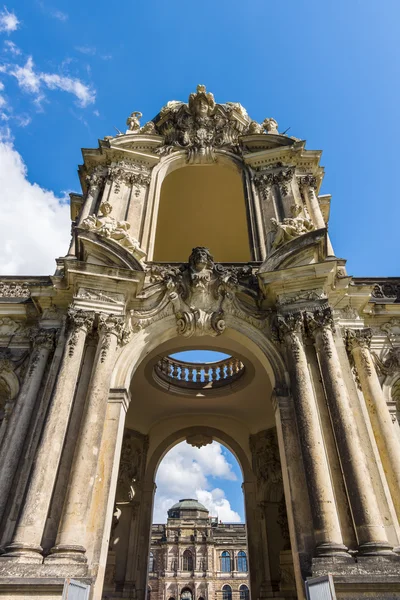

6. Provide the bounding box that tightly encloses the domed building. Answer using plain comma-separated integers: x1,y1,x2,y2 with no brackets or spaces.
148,500,250,600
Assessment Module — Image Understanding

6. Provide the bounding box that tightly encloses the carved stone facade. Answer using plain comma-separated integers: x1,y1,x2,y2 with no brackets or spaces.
146,500,250,600
0,86,399,600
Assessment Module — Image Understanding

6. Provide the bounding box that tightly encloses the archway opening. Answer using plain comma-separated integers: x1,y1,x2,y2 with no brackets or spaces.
153,165,251,262
149,439,250,600
106,326,293,600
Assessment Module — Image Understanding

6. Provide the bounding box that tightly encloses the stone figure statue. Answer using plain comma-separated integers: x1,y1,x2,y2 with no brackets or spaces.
126,111,143,133
81,201,145,258
188,84,215,118
263,117,279,134
271,215,314,249
248,120,263,134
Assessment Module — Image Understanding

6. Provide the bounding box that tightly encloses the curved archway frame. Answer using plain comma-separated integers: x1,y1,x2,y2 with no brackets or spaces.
96,313,307,600
140,150,266,262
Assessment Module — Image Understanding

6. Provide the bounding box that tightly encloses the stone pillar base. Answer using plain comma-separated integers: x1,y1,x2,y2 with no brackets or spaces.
315,542,351,558
45,544,87,564
1,543,43,563
313,553,400,578
358,541,395,556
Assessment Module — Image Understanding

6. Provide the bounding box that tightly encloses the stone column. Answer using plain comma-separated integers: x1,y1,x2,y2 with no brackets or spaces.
2,309,95,562
306,306,393,554
87,389,131,600
47,314,125,564
347,328,400,521
0,328,56,523
67,171,104,256
277,312,348,558
299,176,325,230
299,176,335,256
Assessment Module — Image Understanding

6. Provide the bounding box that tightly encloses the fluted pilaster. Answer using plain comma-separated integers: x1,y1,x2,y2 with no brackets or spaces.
277,312,348,557
47,314,126,564
347,328,400,521
306,306,393,555
2,309,95,562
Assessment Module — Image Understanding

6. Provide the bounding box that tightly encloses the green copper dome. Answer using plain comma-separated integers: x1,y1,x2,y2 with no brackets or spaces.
168,498,209,517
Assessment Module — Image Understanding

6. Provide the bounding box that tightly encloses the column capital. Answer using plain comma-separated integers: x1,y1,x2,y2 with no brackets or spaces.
304,304,334,335
298,174,317,189
275,312,304,362
345,328,372,352
32,328,57,350
67,308,95,357
98,313,126,363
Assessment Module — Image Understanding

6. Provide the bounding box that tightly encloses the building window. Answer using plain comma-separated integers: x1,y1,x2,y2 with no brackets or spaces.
239,585,249,600
221,551,231,572
237,551,248,572
182,550,193,571
181,588,193,600
222,585,232,600
148,551,154,573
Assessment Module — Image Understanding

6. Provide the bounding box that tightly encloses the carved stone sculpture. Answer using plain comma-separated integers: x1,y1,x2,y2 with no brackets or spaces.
80,201,146,258
117,430,148,502
270,215,314,249
126,111,143,133
131,247,262,337
262,117,279,134
250,428,283,502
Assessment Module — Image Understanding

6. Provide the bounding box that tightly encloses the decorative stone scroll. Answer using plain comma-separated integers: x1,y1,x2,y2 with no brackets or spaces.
371,281,400,303
131,247,263,337
80,201,146,259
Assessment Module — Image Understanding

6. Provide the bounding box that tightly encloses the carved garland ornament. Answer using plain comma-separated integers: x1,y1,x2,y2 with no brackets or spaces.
304,305,335,358
346,328,373,379
98,313,127,363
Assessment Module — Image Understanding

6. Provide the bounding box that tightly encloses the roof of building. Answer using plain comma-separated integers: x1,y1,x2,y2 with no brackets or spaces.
169,499,209,512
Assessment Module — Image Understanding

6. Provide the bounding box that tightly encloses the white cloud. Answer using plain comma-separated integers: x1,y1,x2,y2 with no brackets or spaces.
0,7,19,33
10,56,41,94
8,56,96,107
75,45,96,56
0,132,71,275
0,94,6,108
50,9,68,21
3,40,20,55
153,442,242,524
41,72,95,107
196,489,241,522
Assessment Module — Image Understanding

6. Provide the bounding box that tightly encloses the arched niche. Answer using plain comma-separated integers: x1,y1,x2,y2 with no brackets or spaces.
151,159,252,263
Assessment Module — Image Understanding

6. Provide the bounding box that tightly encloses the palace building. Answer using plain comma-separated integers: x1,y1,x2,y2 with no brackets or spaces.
0,85,399,599
145,499,249,600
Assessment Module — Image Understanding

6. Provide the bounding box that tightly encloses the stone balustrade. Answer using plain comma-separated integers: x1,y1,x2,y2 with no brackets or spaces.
154,356,245,389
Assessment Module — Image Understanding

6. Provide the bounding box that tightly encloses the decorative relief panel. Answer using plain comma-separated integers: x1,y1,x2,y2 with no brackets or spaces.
131,247,264,336
117,429,149,502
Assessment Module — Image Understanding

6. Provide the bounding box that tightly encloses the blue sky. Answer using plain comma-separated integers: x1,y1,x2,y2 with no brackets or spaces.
0,1,399,521
0,0,399,275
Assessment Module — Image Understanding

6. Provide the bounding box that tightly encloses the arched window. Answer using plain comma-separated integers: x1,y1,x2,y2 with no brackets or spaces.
222,585,232,600
239,585,249,600
181,588,193,600
237,550,248,572
148,551,154,573
182,550,193,571
221,551,231,572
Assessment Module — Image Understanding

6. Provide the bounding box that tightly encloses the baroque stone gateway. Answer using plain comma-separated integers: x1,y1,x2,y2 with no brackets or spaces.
0,85,399,599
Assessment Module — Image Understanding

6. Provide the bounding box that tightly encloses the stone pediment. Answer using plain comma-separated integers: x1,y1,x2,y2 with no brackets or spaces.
76,230,146,272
